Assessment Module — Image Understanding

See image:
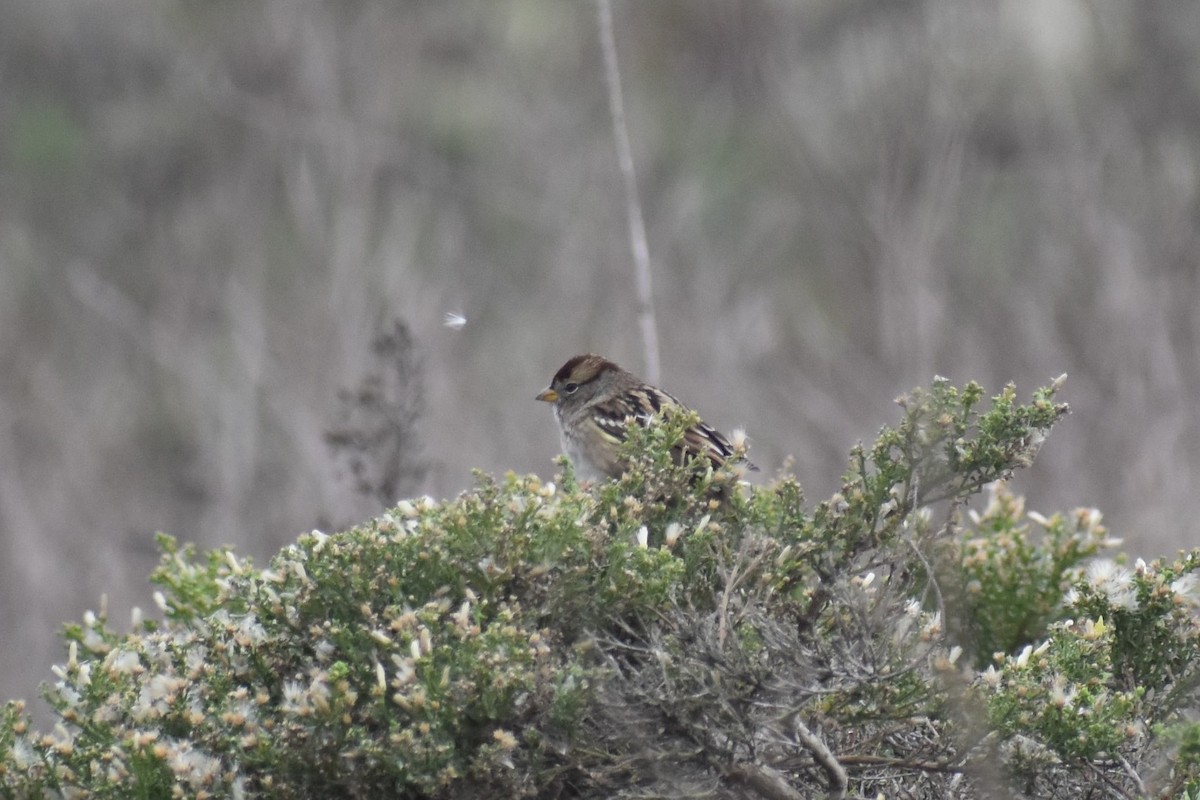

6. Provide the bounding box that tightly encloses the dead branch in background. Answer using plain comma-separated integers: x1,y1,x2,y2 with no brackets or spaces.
325,319,427,513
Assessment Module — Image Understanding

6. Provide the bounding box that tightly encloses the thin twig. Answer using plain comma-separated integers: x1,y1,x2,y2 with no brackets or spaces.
906,533,946,626
1114,753,1147,799
596,0,661,383
717,541,769,649
1084,760,1136,800
837,754,962,773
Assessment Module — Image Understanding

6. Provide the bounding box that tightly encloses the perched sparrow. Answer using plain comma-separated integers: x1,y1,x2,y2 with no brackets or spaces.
536,353,756,482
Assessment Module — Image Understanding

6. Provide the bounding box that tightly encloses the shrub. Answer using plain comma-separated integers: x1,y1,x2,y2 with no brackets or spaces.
3,377,1199,798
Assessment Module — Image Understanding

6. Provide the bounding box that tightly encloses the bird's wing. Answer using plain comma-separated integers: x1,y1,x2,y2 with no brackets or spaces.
591,383,756,470
588,387,657,445
635,385,743,468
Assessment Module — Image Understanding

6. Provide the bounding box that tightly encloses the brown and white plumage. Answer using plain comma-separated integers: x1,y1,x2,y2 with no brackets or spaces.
535,353,756,481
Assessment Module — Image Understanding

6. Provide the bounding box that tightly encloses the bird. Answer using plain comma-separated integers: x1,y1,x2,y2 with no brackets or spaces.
535,353,756,482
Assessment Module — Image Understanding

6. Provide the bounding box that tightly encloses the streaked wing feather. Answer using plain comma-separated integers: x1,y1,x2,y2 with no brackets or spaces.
591,411,629,444
591,386,658,442
681,420,736,466
590,382,757,471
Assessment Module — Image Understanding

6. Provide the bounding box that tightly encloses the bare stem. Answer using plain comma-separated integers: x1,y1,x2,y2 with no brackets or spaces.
596,0,660,383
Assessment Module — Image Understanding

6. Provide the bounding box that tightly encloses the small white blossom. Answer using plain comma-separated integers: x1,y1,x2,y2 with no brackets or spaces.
168,743,222,788
1049,675,1076,709
139,674,183,717
920,612,943,640
281,681,307,713
235,616,267,647
1086,559,1137,610
1172,574,1200,606
1015,644,1033,667
309,530,329,552
1027,511,1050,526
55,684,81,709
980,665,1001,688
107,649,143,675
391,656,416,687
9,737,36,770
79,625,105,654
307,676,330,712
182,647,207,678
419,627,433,655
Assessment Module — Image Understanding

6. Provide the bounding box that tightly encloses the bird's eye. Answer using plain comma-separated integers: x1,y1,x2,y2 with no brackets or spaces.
564,382,580,394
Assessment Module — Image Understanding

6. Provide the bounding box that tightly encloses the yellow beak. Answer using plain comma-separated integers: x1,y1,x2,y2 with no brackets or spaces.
536,388,558,403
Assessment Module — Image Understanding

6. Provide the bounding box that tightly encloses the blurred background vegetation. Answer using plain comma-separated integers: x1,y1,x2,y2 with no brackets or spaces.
3,0,1199,715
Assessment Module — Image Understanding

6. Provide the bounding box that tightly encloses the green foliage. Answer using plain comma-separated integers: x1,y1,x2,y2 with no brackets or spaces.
149,533,252,622
981,618,1143,761
3,376,1199,798
1066,551,1200,695
951,483,1113,664
808,377,1064,569
964,505,1200,791
1163,723,1200,799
